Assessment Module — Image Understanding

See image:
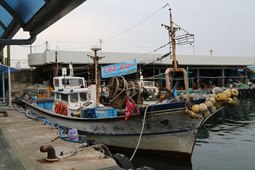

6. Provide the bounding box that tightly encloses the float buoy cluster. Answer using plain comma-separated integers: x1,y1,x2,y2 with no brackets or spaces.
186,88,239,119
216,89,239,107
187,101,211,119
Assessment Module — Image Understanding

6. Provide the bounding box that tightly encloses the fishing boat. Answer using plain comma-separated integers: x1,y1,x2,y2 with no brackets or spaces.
22,7,240,160
23,72,239,160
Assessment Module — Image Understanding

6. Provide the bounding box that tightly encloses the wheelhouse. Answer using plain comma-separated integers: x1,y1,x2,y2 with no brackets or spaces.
53,76,87,91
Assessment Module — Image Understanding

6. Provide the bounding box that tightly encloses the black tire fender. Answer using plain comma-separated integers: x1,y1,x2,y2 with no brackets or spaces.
112,153,134,169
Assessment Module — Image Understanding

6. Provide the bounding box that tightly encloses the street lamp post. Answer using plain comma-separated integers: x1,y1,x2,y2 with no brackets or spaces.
210,50,213,56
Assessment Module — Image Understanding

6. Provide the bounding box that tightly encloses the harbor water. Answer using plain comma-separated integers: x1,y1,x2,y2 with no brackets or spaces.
131,97,255,170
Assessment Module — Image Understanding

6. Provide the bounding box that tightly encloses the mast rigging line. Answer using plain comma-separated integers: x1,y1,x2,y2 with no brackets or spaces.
136,41,171,60
172,22,191,35
141,73,165,80
143,52,170,65
102,3,169,43
73,65,90,70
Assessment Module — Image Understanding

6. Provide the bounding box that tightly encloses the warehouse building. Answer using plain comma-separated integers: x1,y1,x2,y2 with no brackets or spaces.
27,49,255,89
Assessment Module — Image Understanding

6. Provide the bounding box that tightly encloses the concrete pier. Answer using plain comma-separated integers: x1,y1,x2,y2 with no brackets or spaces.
0,107,117,170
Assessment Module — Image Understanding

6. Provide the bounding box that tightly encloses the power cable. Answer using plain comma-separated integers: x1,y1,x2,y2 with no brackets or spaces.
173,22,191,34
102,3,169,43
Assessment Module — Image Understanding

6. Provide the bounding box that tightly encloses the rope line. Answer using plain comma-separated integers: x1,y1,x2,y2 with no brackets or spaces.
136,42,170,60
129,104,152,161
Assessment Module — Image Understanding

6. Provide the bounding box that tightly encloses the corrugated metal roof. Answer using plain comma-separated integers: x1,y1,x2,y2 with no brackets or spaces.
247,66,255,74
28,50,255,67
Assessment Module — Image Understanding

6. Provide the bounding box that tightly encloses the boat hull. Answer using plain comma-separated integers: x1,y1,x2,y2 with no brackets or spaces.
23,100,218,160
85,129,197,160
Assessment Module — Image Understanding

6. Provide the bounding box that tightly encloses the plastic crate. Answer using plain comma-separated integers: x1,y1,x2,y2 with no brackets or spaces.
95,107,117,118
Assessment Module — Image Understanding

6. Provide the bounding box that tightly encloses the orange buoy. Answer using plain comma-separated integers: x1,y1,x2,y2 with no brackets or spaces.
223,90,232,98
61,104,68,116
231,89,239,97
207,96,216,104
59,103,63,114
203,111,211,118
187,110,200,119
216,93,227,102
198,103,208,113
209,106,217,113
192,104,200,113
54,103,60,113
205,100,214,108
226,98,235,106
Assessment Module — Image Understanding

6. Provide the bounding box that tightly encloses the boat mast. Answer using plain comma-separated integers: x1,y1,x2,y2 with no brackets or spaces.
89,47,103,106
169,8,177,69
162,6,194,69
162,6,194,95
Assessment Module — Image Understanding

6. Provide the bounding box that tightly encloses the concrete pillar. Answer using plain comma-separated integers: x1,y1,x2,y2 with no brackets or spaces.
2,72,5,103
244,68,249,85
8,67,11,106
197,69,200,88
222,68,225,87
7,45,10,66
0,50,4,64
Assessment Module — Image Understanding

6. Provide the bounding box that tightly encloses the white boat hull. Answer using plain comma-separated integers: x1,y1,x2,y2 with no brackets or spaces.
23,100,220,160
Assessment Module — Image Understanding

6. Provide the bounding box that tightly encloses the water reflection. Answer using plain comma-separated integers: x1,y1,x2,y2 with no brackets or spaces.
198,98,255,137
130,98,255,170
131,153,192,170
193,98,255,170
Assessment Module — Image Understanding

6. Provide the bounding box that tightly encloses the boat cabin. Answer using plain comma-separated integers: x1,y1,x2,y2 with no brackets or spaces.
54,88,91,116
52,66,91,116
53,76,87,91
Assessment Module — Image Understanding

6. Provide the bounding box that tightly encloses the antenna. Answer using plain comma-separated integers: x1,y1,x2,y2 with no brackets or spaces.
162,6,195,68
69,63,74,76
88,46,104,106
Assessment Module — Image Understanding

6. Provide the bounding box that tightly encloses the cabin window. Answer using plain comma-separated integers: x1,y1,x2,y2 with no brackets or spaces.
70,93,78,103
69,79,83,86
144,81,153,87
80,93,87,101
62,79,69,86
61,94,68,102
55,93,60,100
54,79,60,87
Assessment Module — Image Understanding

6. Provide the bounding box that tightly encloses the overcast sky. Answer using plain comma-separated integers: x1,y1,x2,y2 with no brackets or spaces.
8,0,255,61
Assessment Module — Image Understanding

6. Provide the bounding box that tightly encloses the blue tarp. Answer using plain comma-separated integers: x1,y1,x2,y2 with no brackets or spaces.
0,65,18,74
